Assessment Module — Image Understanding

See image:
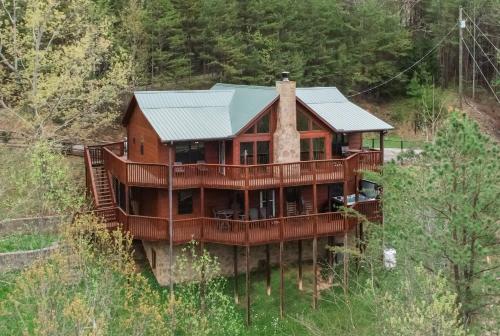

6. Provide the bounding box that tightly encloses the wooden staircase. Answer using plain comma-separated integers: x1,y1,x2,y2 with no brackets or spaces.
93,165,114,208
84,146,116,210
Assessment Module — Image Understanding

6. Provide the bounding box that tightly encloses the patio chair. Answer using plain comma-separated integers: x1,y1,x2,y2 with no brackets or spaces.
249,208,259,221
303,200,313,215
174,162,185,174
259,207,267,219
286,202,298,216
196,160,208,173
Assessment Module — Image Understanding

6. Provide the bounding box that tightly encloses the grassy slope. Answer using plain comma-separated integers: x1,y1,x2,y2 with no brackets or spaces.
0,233,58,253
0,272,18,304
140,263,375,335
229,265,374,336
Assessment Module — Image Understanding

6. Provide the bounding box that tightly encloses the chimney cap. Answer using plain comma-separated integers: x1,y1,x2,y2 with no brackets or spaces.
281,71,290,81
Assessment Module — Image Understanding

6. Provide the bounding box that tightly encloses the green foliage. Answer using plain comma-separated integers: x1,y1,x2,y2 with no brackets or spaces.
98,0,412,92
407,71,450,138
375,265,466,336
0,214,171,335
377,113,500,331
173,242,244,336
0,0,132,141
0,233,58,253
0,142,84,218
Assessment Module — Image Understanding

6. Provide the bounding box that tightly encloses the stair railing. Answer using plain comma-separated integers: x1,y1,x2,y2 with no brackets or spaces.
84,146,100,208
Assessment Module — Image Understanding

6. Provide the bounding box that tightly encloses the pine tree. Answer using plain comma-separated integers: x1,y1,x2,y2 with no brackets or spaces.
379,114,500,330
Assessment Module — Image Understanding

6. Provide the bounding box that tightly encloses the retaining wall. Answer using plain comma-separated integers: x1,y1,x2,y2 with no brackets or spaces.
0,244,59,272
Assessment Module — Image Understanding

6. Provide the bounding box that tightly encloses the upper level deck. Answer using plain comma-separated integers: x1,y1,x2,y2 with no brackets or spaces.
89,142,381,190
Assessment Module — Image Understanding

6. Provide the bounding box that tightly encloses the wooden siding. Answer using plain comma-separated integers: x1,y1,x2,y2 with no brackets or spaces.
348,132,362,150
127,105,168,163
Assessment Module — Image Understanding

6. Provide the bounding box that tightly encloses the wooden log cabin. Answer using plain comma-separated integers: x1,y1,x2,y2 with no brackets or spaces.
84,72,393,322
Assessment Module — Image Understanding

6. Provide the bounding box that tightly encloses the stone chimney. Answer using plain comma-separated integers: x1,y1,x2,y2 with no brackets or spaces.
273,72,300,163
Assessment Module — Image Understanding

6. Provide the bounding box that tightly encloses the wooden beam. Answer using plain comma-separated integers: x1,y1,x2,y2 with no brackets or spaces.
312,237,318,309
124,185,130,214
343,157,349,296
266,244,271,296
343,231,348,296
200,187,205,217
233,245,239,304
244,189,249,220
200,241,206,313
279,187,284,218
327,236,334,284
297,240,303,291
245,245,251,326
279,241,284,318
379,131,385,165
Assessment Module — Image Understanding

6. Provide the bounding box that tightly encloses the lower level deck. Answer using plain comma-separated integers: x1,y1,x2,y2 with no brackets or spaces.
95,199,380,246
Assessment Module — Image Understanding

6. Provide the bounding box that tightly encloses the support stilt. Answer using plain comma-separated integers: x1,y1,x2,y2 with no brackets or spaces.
266,244,271,296
200,241,206,313
312,237,318,309
359,222,364,253
245,245,250,326
297,240,303,290
327,236,334,284
279,241,284,318
343,231,349,295
233,245,239,304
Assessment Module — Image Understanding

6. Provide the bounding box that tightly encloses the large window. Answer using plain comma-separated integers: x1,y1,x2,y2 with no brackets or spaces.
175,142,205,163
245,113,270,134
240,142,254,164
257,141,270,164
297,110,324,131
300,137,325,161
178,190,193,215
300,139,310,161
259,189,276,218
313,138,325,160
241,141,270,164
257,114,270,133
297,111,309,131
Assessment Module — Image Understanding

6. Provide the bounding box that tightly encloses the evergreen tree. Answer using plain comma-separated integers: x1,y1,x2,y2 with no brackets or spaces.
379,114,499,331
144,0,191,87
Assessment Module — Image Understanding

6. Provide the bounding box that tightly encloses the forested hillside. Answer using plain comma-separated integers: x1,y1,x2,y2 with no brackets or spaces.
1,0,498,141
98,0,499,94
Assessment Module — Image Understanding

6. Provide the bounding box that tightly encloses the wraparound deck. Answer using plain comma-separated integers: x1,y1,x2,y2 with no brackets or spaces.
88,142,381,190
94,199,380,245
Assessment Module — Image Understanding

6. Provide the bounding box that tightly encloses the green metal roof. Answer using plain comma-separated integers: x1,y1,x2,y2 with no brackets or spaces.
296,87,394,132
211,83,278,133
132,84,392,142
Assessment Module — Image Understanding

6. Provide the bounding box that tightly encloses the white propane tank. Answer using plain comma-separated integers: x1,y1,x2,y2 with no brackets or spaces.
384,248,396,269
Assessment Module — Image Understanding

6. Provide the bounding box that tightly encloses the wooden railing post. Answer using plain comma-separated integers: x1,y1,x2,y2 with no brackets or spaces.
245,221,250,245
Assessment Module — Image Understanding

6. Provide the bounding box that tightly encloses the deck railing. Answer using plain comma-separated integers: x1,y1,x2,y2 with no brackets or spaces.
99,202,378,245
99,145,380,189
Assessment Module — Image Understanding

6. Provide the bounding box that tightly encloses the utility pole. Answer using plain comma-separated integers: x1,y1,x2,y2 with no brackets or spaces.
472,2,476,100
459,6,464,109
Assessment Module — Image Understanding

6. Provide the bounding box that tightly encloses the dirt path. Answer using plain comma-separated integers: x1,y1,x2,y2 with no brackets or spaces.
463,98,500,142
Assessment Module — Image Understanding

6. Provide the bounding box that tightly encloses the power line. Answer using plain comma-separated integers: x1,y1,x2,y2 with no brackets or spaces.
462,10,499,53
462,39,500,103
348,23,458,98
463,24,500,76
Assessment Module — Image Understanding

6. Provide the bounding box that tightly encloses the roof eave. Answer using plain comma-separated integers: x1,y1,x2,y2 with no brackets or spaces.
160,135,235,144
